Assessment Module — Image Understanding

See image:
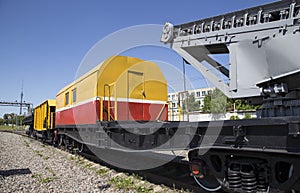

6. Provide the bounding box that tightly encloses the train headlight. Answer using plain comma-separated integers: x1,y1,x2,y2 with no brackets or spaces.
190,161,205,179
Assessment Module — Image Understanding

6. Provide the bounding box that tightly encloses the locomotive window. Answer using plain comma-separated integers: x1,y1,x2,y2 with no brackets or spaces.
65,92,69,106
72,88,77,103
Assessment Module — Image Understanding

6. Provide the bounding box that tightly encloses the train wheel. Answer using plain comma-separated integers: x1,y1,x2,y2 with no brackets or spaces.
52,130,58,146
69,139,75,153
77,142,84,153
64,136,69,150
58,135,64,147
63,136,73,152
42,131,47,143
190,160,222,192
28,127,32,137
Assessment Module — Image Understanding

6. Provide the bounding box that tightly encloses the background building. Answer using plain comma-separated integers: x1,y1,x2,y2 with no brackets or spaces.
168,87,214,120
168,87,257,122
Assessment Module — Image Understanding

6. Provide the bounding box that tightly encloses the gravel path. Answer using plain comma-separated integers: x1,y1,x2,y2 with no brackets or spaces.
0,132,190,193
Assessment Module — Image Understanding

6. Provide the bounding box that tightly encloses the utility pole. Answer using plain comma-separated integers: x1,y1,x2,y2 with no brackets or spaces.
182,59,189,122
20,81,24,115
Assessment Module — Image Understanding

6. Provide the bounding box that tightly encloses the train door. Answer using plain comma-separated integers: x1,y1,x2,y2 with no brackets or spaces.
127,70,145,120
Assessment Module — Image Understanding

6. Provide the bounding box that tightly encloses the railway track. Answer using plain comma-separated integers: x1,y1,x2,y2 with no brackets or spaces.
0,130,222,193
78,151,208,193
0,129,29,136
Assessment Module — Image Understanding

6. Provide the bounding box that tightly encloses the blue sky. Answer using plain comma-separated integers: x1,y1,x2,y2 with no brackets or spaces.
0,0,275,117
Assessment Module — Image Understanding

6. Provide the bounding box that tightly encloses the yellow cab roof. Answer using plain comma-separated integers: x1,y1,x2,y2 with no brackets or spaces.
56,55,167,102
35,99,56,109
56,56,149,96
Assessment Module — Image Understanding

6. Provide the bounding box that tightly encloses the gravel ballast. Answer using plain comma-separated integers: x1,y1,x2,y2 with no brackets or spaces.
0,132,190,193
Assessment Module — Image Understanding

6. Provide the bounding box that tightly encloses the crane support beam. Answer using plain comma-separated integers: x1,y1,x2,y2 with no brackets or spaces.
161,0,300,99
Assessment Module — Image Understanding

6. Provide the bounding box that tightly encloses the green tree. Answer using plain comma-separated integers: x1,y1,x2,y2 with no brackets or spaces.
202,91,212,113
230,115,240,120
234,99,260,111
210,88,227,114
202,88,227,113
202,88,259,113
18,115,24,125
243,113,252,119
3,113,18,125
182,93,201,112
3,114,9,125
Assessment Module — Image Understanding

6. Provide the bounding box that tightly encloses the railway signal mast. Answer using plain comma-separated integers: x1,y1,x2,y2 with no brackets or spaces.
0,81,32,117
20,81,24,115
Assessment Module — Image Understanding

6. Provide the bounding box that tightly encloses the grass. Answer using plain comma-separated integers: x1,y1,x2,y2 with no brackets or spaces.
109,175,153,193
24,140,30,147
31,173,42,180
31,167,58,184
95,168,109,177
0,125,25,130
74,155,85,165
109,176,135,190
31,173,58,183
33,150,43,157
69,155,74,160
45,167,56,177
43,156,50,160
70,155,109,177
0,125,17,130
39,177,56,183
83,162,93,169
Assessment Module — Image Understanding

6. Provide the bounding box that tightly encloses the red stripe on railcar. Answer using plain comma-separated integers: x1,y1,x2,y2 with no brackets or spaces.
55,100,168,126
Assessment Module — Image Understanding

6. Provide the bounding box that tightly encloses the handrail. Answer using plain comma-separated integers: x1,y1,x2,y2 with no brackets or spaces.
103,83,117,121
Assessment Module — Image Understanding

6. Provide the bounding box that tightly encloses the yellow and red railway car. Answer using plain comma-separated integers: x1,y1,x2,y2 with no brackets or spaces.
32,99,56,139
34,99,56,131
55,56,168,127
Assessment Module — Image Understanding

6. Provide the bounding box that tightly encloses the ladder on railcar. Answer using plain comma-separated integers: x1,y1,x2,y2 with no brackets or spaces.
103,83,118,121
